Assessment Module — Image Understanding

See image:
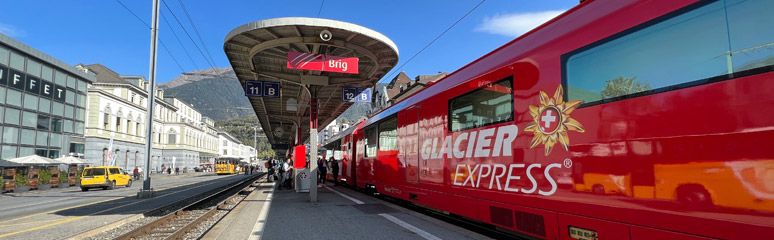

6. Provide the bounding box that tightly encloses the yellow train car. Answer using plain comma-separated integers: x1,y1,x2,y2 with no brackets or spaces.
215,160,237,175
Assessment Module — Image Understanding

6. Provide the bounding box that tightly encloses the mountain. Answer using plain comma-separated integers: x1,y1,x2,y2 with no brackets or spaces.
163,73,253,121
161,67,378,122
159,67,234,89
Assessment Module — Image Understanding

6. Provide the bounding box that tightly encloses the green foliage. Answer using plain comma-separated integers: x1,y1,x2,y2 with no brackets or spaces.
600,76,651,99
40,168,52,184
15,170,27,187
75,168,82,184
60,170,69,183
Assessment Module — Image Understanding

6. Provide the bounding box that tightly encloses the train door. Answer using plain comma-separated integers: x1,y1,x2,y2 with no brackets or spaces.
403,106,420,182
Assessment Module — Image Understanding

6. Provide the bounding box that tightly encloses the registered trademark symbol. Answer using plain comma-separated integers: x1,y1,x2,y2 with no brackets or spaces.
563,158,572,168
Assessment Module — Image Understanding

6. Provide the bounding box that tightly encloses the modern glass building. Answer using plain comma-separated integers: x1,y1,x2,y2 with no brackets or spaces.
0,33,94,159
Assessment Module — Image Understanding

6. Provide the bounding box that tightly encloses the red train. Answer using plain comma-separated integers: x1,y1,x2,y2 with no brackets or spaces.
325,0,774,239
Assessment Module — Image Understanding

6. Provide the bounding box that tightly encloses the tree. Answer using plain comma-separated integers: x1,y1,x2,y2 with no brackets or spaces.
600,76,651,99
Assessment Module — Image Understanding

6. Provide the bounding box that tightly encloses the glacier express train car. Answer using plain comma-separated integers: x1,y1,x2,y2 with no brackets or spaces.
334,0,774,239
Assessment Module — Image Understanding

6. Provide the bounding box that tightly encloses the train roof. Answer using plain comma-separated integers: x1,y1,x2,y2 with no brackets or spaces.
359,0,592,127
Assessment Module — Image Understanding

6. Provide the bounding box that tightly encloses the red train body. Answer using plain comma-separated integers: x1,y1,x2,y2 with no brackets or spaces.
330,0,774,239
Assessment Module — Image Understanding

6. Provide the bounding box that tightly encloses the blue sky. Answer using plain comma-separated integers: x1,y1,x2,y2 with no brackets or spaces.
0,0,576,84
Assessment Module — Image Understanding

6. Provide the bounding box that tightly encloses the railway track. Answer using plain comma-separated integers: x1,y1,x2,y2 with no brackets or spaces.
116,173,264,240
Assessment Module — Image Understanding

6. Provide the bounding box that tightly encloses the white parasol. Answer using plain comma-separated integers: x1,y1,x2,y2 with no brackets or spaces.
7,155,56,165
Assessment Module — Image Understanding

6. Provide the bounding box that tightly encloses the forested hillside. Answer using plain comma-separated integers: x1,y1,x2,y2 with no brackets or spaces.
214,116,275,159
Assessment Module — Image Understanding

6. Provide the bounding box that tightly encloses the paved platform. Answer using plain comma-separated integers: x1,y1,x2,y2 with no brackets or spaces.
203,175,490,240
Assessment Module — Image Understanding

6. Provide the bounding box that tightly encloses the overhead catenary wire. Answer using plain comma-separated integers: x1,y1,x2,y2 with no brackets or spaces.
160,0,217,69
176,0,219,70
115,0,186,74
160,0,234,97
115,0,236,114
317,0,325,17
160,11,201,72
380,0,486,83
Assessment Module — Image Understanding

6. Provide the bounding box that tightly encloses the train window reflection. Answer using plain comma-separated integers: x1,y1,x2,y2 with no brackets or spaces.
565,0,774,106
365,126,377,158
378,117,397,152
449,77,513,132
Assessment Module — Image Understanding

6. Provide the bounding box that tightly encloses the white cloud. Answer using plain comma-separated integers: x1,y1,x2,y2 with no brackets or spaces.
476,10,566,37
0,23,25,38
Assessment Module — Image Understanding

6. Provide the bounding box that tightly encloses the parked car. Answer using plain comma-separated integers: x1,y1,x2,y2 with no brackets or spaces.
80,166,132,191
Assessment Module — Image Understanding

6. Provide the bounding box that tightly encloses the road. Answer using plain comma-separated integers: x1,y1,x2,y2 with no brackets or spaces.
0,172,256,240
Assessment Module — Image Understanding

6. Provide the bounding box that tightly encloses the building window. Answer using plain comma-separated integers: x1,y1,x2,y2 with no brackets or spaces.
36,131,48,146
168,130,177,144
6,89,22,107
20,129,35,145
22,111,36,128
38,98,51,113
51,118,62,132
37,115,50,130
23,93,37,110
1,145,18,159
4,108,20,125
103,107,110,130
3,127,19,144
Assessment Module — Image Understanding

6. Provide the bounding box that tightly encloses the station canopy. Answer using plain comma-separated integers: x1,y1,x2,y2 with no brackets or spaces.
224,17,399,155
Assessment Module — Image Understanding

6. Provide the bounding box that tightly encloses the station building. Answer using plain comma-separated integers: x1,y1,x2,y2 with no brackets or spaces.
217,130,255,163
78,64,218,170
0,33,93,160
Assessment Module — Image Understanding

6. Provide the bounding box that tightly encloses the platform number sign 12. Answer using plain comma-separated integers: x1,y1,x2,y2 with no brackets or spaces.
342,87,371,102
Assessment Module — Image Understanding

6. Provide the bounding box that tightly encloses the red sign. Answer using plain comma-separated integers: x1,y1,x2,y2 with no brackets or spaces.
287,52,324,71
287,52,358,74
323,55,358,74
293,145,306,169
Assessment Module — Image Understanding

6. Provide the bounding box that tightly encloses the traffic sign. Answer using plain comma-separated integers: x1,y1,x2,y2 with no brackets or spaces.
245,80,263,97
263,81,280,98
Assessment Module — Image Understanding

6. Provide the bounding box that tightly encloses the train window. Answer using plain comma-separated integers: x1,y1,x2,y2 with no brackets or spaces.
378,117,397,152
365,126,377,158
565,0,774,107
449,77,513,132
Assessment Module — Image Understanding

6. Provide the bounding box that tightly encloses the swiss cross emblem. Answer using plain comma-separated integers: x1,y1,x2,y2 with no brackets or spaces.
524,85,585,156
539,107,560,133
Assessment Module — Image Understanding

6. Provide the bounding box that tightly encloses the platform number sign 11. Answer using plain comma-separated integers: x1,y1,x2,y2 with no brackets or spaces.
343,87,371,102
245,80,281,98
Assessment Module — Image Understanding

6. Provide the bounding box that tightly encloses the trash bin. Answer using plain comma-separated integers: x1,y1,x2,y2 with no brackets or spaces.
295,168,310,193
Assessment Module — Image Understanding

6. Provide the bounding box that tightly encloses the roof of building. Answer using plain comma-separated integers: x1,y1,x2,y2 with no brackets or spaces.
0,33,96,83
82,64,131,84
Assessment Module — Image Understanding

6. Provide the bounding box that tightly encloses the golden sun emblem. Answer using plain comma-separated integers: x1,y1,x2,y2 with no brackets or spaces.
524,85,585,156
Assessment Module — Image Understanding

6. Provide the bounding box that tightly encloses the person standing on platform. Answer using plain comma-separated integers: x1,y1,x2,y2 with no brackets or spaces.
285,158,294,189
330,157,339,186
317,156,327,187
266,160,274,182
